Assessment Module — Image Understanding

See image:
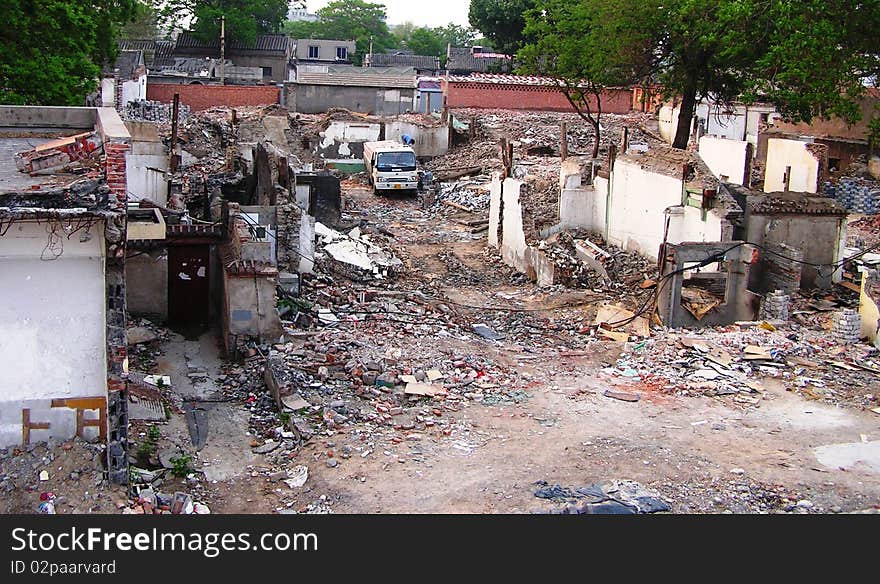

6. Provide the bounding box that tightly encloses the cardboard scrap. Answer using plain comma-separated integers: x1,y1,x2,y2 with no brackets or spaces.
426,369,444,382
404,382,446,397
593,303,651,338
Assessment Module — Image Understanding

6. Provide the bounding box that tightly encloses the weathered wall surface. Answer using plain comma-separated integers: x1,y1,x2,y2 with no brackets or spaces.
121,75,148,110
126,250,168,320
607,159,694,258
125,122,168,205
223,274,283,341
446,83,632,114
764,138,821,193
147,83,281,112
699,136,749,185
0,221,107,447
560,160,726,261
316,121,381,159
289,84,416,115
385,122,449,158
746,214,844,289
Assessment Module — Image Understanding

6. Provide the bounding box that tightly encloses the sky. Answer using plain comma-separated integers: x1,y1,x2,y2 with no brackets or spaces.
305,0,472,28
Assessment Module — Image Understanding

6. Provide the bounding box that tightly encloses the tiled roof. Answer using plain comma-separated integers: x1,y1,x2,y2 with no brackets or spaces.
369,53,440,69
117,39,176,69
447,73,561,85
297,67,416,89
175,32,292,53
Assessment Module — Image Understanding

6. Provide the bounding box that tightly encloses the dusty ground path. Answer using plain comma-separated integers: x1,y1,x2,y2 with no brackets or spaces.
154,329,257,484
264,183,880,514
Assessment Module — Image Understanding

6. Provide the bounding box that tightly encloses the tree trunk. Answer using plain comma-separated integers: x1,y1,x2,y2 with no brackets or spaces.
591,117,601,159
672,79,697,149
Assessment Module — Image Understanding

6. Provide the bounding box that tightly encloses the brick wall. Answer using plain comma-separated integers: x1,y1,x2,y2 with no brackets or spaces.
446,82,633,114
147,83,281,112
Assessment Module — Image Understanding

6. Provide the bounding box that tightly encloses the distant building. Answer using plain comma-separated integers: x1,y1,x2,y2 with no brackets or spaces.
446,46,512,75
366,52,441,77
101,49,148,111
294,38,357,65
287,65,417,115
288,7,319,22
173,32,294,83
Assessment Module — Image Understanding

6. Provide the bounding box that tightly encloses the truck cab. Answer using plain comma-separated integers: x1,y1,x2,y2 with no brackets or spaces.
363,140,420,195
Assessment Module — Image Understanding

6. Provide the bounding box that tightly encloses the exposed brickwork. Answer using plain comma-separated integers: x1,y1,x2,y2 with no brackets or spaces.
445,82,633,114
104,142,130,209
147,83,281,112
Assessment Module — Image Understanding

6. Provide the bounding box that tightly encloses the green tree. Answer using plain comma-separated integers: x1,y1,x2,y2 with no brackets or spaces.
392,21,417,44
406,28,445,59
158,1,289,45
122,1,161,39
438,24,477,50
469,0,537,55
0,0,139,105
518,0,653,158
741,1,880,129
314,0,397,65
640,0,880,148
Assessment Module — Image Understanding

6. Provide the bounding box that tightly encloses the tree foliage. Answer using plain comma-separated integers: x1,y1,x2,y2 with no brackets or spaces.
122,1,161,39
0,0,139,105
519,0,880,149
158,0,289,45
518,0,654,157
468,0,537,55
394,23,478,62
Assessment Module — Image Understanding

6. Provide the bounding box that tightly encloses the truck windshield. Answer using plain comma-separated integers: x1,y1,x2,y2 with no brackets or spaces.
377,151,417,171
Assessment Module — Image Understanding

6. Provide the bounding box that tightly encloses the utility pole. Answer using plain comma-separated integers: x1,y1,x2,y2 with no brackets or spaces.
220,15,226,85
368,36,374,67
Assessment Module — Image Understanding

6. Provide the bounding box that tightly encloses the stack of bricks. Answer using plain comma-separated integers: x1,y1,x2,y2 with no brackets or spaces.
832,309,862,345
123,99,191,124
760,289,791,321
764,242,803,293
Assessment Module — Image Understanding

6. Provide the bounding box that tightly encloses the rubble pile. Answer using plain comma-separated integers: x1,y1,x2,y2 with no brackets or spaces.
535,230,658,292
435,178,492,211
124,99,191,125
604,318,880,409
0,438,118,514
314,222,404,281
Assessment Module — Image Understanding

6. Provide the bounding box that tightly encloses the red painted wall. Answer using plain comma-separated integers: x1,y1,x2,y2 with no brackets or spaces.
147,83,281,112
446,82,633,114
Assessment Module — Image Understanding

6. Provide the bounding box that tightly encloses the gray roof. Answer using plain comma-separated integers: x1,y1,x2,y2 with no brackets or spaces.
297,66,416,89
117,39,177,69
446,47,512,73
369,53,440,70
175,32,293,53
115,50,145,79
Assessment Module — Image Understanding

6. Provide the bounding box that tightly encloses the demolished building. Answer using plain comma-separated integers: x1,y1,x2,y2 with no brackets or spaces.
0,105,131,483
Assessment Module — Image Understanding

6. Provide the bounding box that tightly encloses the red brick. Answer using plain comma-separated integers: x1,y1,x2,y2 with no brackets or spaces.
147,83,281,112
444,81,633,114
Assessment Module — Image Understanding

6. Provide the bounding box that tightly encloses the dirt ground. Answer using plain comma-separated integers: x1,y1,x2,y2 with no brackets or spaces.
199,185,880,514
5,182,878,515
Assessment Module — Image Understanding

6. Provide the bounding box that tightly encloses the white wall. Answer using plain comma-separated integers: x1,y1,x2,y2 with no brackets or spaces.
127,139,168,205
318,121,381,157
386,122,449,158
0,221,106,446
121,74,147,110
604,159,684,258
764,138,820,193
698,136,749,185
101,78,116,108
660,102,780,146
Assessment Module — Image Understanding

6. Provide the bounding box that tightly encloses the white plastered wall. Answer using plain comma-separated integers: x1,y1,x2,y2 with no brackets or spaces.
0,220,107,447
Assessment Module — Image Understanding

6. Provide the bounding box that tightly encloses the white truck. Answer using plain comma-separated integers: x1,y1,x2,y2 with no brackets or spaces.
363,140,420,195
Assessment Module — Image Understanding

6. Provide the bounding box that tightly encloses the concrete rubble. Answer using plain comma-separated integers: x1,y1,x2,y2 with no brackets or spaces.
5,102,880,515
